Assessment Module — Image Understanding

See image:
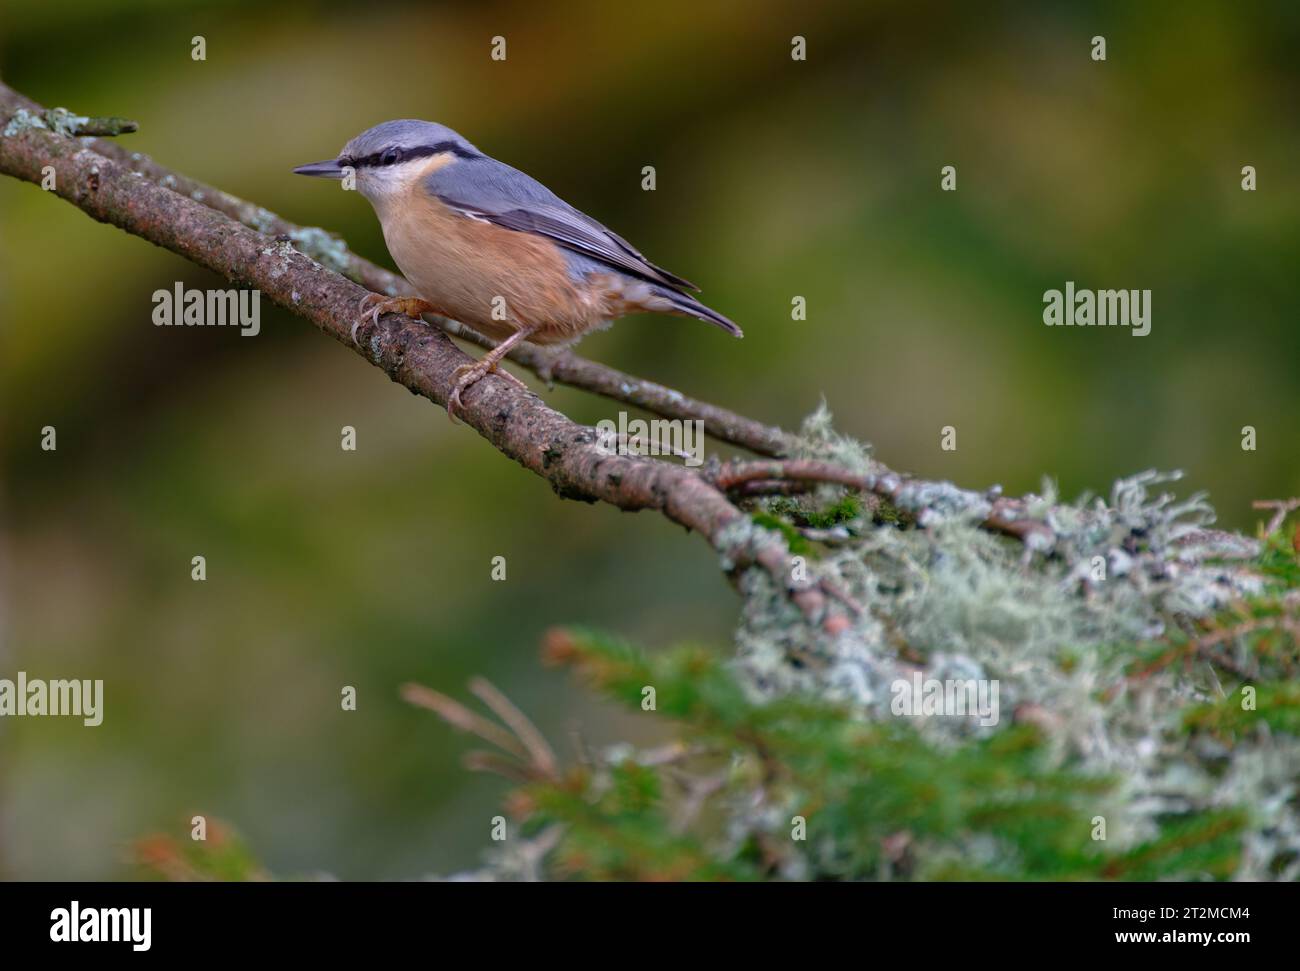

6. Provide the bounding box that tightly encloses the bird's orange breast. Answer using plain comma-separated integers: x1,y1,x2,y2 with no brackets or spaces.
376,186,607,344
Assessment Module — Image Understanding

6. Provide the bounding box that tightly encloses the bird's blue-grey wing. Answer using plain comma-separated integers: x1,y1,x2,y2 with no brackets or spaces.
424,155,698,292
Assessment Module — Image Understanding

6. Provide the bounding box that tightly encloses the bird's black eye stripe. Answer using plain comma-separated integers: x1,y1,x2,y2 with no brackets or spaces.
345,140,479,169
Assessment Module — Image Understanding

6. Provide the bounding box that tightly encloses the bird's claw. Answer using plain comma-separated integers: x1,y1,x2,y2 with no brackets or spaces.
354,293,434,345
356,293,385,335
446,359,529,422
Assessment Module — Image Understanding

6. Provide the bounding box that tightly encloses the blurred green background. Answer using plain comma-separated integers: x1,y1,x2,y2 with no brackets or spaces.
1,0,1297,879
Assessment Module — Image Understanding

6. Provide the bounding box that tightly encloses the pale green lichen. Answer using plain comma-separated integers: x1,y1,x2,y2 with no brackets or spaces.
726,408,1296,877
2,107,48,137
288,226,352,276
43,107,91,136
258,238,301,281
3,106,136,138
247,207,278,234
791,399,874,474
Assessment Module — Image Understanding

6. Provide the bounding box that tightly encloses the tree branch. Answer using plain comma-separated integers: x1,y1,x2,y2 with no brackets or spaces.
0,83,792,459
0,81,850,631
9,81,1156,638
710,458,1057,549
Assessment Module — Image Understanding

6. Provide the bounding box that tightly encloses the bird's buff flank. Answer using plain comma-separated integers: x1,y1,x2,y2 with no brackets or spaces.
294,120,740,419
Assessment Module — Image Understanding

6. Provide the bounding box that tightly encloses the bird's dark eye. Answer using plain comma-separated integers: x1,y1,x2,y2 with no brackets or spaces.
381,148,403,166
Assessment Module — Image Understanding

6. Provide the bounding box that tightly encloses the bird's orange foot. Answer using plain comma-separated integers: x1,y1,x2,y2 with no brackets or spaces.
353,294,436,344
446,358,529,422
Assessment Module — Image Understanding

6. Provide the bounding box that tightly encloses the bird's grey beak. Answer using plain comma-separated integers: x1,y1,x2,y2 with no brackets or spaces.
292,159,346,179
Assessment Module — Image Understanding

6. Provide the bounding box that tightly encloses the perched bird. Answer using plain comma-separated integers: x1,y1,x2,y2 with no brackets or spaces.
293,120,740,417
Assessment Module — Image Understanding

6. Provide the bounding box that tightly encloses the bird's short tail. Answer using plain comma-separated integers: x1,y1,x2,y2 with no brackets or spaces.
657,287,743,338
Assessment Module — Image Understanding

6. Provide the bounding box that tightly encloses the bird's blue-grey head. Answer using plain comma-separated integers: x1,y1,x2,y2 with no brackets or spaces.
293,120,480,202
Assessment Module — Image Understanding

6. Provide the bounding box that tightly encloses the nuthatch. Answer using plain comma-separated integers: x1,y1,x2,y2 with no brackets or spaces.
293,120,740,417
